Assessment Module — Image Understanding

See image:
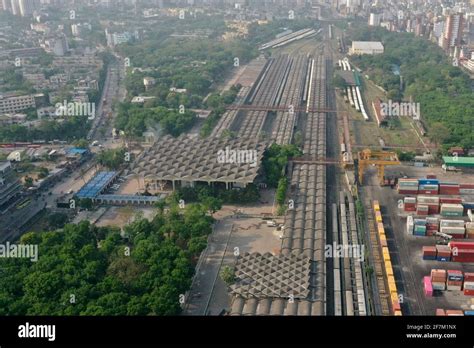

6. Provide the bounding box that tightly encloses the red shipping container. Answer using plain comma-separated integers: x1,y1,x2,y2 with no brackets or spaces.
427,174,437,179
449,241,474,250
452,256,474,263
440,197,463,204
423,246,437,256
418,190,438,195
392,301,401,311
464,273,474,281
426,224,439,230
460,184,474,189
439,185,460,195
436,308,446,316
399,189,419,195
464,289,474,296
428,205,440,215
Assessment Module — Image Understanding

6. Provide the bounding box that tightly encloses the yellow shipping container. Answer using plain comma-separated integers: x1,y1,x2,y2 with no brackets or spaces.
373,201,380,211
377,223,385,235
386,263,394,276
391,292,399,303
389,282,398,295
375,211,383,222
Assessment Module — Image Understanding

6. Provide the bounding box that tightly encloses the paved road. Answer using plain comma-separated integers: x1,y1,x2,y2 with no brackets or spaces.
183,219,233,316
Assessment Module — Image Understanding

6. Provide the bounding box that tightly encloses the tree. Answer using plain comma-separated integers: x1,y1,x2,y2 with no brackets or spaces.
220,266,236,286
429,123,450,145
24,176,34,187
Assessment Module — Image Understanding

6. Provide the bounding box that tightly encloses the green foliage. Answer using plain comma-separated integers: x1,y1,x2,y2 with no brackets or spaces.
0,118,90,142
276,178,288,206
115,104,196,138
220,266,236,286
0,202,214,315
349,26,474,149
263,144,302,187
77,198,93,210
97,148,126,170
396,151,415,162
175,184,259,205
37,167,49,179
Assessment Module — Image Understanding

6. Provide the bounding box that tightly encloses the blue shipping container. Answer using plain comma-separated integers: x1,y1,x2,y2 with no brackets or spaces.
437,256,451,262
464,311,474,316
423,255,437,261
419,179,440,185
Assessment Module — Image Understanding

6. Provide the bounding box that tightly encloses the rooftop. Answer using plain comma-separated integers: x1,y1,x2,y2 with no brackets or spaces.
443,156,474,167
351,41,384,50
131,135,267,184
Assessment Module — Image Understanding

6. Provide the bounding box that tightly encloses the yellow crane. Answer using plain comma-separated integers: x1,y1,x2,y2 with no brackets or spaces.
358,149,400,185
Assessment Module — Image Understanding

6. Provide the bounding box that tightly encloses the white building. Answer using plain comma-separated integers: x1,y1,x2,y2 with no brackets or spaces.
350,41,384,55
369,13,381,27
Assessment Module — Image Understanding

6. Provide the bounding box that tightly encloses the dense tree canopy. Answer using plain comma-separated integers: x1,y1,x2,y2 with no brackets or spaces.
0,202,214,315
349,26,474,150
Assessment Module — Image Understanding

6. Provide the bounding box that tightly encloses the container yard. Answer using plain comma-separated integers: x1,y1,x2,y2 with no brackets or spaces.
362,164,474,315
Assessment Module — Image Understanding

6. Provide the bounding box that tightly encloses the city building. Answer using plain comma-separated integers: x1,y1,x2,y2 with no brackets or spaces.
442,13,464,53
0,93,38,114
369,13,382,27
350,41,384,55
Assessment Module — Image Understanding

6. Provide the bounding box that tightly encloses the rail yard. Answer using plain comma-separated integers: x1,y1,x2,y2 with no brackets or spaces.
183,22,474,319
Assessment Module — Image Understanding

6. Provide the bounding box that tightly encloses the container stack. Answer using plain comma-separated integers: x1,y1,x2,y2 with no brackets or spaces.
436,245,451,261
447,270,463,291
466,222,474,239
398,179,419,195
425,217,439,236
418,179,439,195
449,241,474,262
406,216,414,234
440,204,464,217
422,246,437,260
417,196,440,214
413,218,427,236
439,183,460,195
416,204,429,216
439,197,463,205
460,183,474,195
431,269,447,290
424,276,433,297
440,220,465,239
403,197,416,212
464,273,474,296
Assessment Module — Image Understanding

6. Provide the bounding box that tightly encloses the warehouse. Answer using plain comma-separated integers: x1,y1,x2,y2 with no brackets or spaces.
443,156,474,169
350,41,384,55
130,135,267,190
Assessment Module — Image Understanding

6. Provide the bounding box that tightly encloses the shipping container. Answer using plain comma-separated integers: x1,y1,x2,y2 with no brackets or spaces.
424,276,433,297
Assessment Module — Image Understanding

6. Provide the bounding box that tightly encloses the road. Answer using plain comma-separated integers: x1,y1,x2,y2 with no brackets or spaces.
183,219,234,316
